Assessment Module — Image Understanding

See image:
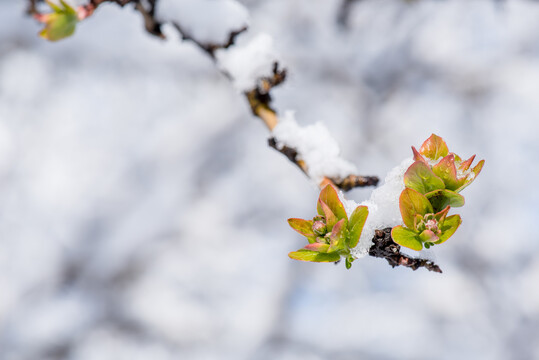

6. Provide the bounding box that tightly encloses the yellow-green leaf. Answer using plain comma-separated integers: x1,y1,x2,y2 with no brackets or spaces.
391,226,423,251
348,205,368,248
287,218,317,243
288,249,341,262
436,214,462,244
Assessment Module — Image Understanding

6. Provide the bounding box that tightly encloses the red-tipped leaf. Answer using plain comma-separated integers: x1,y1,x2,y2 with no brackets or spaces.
318,184,348,221
288,218,314,236
434,205,450,224
432,154,460,190
459,155,476,172
419,134,449,160
318,199,338,231
412,146,427,164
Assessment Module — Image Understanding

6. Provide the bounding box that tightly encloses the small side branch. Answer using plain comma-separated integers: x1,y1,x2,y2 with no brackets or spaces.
369,228,442,273
268,137,308,176
245,62,287,131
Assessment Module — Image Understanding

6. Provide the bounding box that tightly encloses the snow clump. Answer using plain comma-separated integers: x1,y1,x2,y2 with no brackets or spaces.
271,111,358,185
216,33,280,91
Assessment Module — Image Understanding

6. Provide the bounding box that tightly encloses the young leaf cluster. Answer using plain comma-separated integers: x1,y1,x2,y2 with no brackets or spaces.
288,184,368,269
391,134,484,251
36,0,79,42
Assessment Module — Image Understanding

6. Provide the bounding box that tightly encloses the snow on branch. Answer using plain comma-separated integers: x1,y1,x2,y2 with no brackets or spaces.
271,111,378,188
216,33,279,92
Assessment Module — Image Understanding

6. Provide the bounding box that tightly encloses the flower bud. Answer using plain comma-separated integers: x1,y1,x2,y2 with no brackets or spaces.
312,220,327,236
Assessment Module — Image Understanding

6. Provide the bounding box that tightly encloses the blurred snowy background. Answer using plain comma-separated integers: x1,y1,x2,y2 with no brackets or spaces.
1,0,538,359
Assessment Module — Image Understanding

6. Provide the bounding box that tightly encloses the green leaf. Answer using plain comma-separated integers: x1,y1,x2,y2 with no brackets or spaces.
419,134,449,160
432,154,460,190
391,226,423,251
399,188,433,229
318,184,348,221
39,0,79,42
288,218,314,236
288,249,341,262
404,161,445,194
328,219,348,253
287,218,317,243
425,189,465,211
436,214,462,244
304,243,330,253
318,199,338,231
347,205,368,248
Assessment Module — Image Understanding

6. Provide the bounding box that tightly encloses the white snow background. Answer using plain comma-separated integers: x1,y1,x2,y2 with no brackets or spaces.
1,0,538,359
